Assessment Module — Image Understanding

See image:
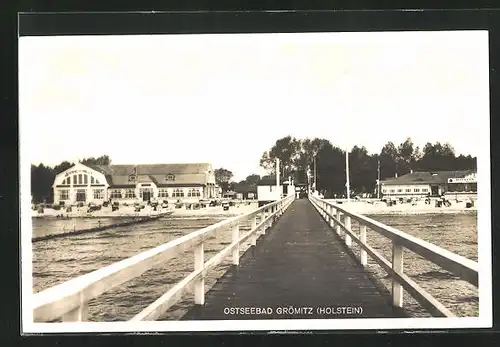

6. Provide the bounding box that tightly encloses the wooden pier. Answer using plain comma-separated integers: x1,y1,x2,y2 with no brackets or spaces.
182,199,405,320
31,194,478,324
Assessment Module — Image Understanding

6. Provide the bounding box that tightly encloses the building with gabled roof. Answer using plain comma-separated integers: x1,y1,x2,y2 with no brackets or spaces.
52,162,217,205
380,169,477,199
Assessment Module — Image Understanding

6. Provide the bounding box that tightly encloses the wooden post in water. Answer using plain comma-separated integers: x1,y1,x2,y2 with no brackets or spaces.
194,242,205,304
392,240,404,307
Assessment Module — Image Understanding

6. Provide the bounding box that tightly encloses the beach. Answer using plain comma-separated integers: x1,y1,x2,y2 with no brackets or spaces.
31,200,260,219
325,199,477,215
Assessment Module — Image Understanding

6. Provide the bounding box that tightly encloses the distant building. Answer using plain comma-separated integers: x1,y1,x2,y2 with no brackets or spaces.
256,175,295,207
380,170,477,199
52,162,217,205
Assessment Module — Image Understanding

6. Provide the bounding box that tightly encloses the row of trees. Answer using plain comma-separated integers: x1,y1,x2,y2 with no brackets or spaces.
213,168,261,194
31,155,111,203
259,136,477,198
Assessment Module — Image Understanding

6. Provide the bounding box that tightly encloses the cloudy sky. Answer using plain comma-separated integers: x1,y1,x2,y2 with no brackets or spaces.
19,31,489,181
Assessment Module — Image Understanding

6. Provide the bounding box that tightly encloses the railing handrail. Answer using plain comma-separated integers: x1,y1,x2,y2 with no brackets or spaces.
311,195,478,285
309,195,479,317
33,194,294,322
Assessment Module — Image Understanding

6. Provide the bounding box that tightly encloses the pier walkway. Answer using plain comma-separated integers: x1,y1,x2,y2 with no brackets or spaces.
182,199,403,320
31,194,478,324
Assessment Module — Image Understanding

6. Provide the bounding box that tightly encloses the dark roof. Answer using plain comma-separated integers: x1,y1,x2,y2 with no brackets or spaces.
381,170,475,186
82,163,213,186
257,175,289,186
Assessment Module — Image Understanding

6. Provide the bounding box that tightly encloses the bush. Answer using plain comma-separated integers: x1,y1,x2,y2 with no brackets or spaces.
52,204,62,210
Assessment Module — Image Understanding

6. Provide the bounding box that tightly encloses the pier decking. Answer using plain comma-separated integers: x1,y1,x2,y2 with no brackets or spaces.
181,199,405,320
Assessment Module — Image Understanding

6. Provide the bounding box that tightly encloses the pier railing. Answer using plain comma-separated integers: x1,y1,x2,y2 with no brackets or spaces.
309,195,479,318
32,194,295,322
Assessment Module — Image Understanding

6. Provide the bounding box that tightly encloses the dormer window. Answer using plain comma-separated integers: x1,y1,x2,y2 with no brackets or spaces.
166,173,175,181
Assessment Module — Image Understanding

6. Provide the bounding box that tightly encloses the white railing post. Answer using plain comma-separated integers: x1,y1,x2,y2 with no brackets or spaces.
325,203,330,223
251,215,258,246
336,210,341,236
61,301,88,322
260,210,266,235
345,215,352,247
329,206,335,228
360,224,367,267
232,223,240,265
392,240,404,307
194,242,205,305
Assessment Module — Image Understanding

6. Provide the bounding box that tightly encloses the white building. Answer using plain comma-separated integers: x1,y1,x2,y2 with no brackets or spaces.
256,175,295,207
52,162,217,205
380,170,477,199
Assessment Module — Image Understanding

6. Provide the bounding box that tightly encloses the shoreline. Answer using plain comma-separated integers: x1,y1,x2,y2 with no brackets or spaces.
30,199,477,219
31,202,260,219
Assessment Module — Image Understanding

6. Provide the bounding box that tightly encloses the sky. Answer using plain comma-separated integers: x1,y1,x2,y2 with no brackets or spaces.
19,31,490,182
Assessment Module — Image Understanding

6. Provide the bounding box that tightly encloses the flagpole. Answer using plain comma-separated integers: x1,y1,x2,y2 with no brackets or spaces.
346,149,350,202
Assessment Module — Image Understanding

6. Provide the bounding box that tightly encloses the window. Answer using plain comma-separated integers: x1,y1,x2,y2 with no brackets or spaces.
173,189,184,198
414,188,420,193
382,189,387,193
188,188,201,197
158,188,169,198
389,189,395,193
78,174,83,184
125,189,136,199
405,189,411,193
84,175,88,184
110,189,122,199
91,176,95,184
93,189,104,199
73,175,77,184
422,188,428,193
59,189,69,200
397,189,402,193
76,189,86,202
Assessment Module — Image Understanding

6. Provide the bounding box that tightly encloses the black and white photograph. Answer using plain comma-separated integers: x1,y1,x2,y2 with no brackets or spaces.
19,28,491,333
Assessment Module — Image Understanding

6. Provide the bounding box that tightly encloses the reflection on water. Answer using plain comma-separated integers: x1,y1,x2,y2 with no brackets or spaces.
31,212,479,320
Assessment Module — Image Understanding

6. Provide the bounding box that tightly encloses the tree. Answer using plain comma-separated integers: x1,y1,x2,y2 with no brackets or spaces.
214,168,233,192
53,161,74,175
259,136,301,178
379,141,398,179
80,155,111,166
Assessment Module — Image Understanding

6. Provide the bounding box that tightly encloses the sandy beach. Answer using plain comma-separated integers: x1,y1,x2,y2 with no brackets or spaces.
325,199,477,215
31,201,261,219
